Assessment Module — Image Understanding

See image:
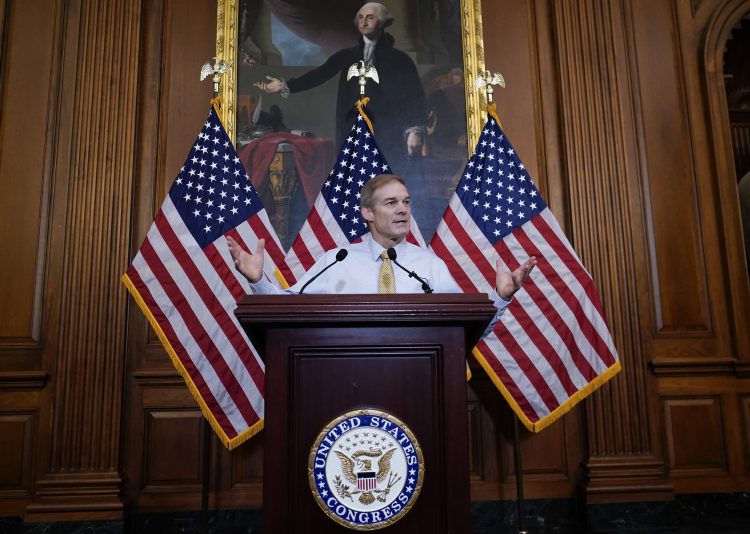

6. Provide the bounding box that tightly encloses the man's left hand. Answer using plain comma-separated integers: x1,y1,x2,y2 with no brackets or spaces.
496,257,537,300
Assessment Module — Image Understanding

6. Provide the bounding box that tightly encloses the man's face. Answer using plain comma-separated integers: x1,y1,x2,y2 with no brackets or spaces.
357,4,383,38
361,181,411,246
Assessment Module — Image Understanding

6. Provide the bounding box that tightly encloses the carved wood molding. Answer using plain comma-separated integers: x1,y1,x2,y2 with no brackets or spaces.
649,358,750,377
25,473,124,520
551,0,668,498
132,369,184,386
47,0,139,471
29,0,142,517
583,455,673,503
552,0,649,447
0,371,49,390
733,361,750,377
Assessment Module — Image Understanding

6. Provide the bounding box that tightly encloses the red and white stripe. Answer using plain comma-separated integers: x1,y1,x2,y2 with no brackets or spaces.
431,197,619,427
358,476,377,491
125,196,285,442
278,196,350,285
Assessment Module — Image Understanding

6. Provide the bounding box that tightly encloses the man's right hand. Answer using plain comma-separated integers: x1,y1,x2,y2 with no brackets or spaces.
227,236,265,283
254,76,283,94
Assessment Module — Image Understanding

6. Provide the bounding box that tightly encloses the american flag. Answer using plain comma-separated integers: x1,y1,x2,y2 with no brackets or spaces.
122,106,286,449
430,109,621,431
278,113,425,286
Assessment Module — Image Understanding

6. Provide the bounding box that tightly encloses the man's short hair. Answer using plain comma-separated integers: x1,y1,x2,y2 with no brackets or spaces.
360,174,407,210
354,2,395,29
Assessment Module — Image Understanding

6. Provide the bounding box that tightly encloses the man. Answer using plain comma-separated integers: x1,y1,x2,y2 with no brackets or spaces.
227,175,536,310
254,3,427,163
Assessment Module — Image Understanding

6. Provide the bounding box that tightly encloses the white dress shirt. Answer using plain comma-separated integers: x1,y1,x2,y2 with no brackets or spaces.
249,234,511,331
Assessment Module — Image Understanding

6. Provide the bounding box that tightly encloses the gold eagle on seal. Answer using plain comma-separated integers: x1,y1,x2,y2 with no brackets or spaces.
334,448,398,505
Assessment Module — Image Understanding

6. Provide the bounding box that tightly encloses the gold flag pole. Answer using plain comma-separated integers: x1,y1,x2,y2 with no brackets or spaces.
476,71,527,534
476,71,506,130
198,56,230,534
475,70,506,103
201,57,230,107
346,60,380,133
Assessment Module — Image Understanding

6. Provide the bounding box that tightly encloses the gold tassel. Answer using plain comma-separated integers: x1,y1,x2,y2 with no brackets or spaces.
487,101,503,129
274,267,291,289
355,97,375,134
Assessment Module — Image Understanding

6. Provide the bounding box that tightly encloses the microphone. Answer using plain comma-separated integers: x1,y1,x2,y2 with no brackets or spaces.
386,248,433,293
298,249,348,294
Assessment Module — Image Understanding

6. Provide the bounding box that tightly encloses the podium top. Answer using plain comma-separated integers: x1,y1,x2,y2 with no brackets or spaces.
235,293,497,347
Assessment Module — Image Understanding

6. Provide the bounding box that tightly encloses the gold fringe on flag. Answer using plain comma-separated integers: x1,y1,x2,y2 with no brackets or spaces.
471,347,622,432
121,272,263,450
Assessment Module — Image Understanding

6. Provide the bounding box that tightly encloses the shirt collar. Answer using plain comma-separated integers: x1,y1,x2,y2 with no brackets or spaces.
366,233,408,262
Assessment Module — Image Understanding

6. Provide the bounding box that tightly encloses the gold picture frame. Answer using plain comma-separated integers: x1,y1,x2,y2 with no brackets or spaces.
215,0,486,151
214,0,487,243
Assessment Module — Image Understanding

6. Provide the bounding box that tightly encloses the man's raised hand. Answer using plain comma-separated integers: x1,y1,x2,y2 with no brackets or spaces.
495,256,537,300
227,236,265,283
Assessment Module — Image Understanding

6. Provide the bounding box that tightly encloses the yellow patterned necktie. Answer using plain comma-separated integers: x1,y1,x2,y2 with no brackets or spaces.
378,250,396,294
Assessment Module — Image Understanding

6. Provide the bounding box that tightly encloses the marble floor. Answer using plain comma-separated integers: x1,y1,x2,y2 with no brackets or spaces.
0,493,747,533
0,518,748,533
472,493,750,534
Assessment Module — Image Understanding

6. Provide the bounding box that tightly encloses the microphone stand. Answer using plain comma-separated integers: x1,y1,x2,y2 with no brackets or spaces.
298,249,348,294
386,248,433,293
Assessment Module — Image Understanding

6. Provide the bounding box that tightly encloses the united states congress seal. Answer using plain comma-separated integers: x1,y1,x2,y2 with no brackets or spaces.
308,409,424,530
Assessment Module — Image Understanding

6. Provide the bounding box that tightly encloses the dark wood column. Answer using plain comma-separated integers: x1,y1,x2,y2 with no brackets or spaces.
24,0,142,520
550,0,671,502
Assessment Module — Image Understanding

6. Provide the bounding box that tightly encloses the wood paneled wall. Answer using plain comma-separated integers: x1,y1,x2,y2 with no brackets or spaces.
483,0,750,501
121,0,266,514
1,0,141,520
1,0,749,521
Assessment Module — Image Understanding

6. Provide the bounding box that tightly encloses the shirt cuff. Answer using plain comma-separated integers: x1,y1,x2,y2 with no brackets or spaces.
488,288,511,312
248,276,278,294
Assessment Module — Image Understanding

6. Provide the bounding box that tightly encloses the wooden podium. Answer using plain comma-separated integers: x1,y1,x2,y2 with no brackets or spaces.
236,294,496,533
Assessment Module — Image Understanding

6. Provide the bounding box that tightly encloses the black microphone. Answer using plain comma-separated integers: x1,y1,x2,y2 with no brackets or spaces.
386,248,433,293
298,249,348,294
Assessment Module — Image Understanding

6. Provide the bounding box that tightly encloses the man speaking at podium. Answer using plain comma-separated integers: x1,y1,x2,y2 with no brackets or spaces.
227,174,535,318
